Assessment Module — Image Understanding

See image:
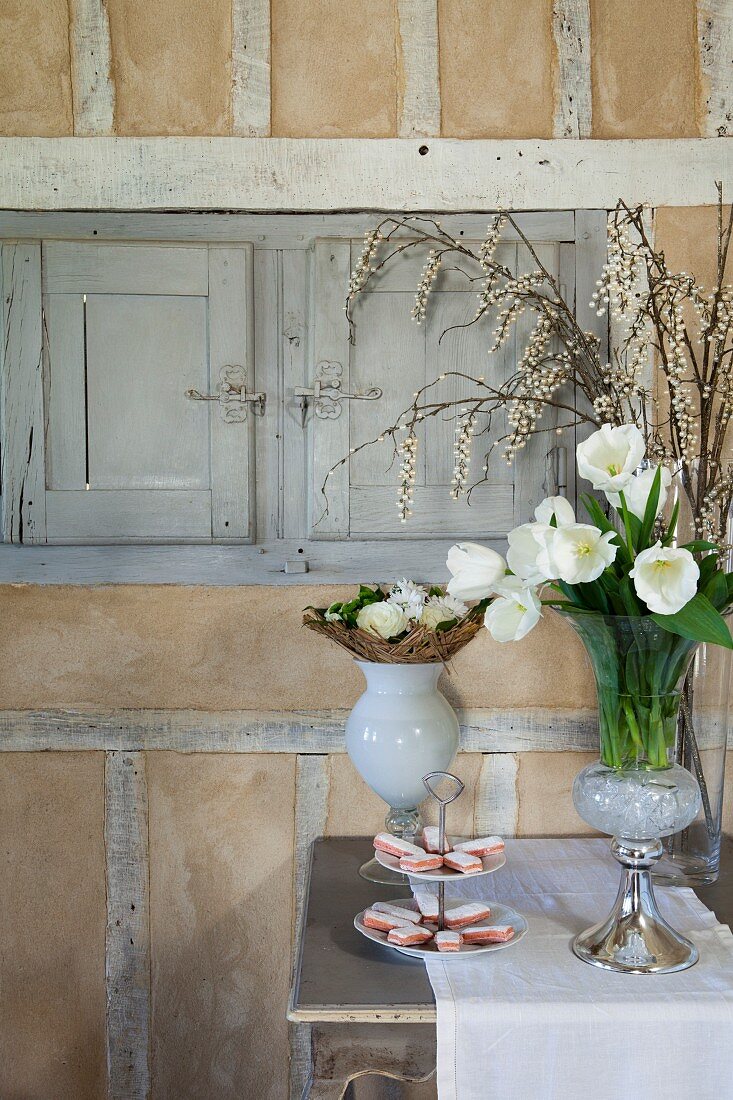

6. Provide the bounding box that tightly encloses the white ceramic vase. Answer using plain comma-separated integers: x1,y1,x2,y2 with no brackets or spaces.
345,660,460,839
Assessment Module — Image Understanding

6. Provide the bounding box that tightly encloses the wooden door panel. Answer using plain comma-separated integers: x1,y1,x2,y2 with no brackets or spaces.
41,242,253,543
349,293,425,487
43,243,208,295
86,295,209,490
45,490,212,542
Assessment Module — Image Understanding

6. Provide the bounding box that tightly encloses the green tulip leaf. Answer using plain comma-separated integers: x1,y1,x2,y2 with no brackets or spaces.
651,591,733,649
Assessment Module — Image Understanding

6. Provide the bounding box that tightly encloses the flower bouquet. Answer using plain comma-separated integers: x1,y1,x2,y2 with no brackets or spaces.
446,423,733,770
303,579,488,664
445,423,733,972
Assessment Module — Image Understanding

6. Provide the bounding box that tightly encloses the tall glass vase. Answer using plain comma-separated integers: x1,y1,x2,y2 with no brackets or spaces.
656,469,733,886
568,614,702,973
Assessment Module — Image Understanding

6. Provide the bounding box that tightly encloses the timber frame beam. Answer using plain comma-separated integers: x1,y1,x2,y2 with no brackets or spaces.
0,138,728,213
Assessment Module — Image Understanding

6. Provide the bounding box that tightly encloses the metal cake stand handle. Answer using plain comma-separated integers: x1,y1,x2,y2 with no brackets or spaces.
423,771,465,931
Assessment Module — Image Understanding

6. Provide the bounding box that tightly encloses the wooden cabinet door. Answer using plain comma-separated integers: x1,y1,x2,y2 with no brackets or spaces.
309,236,572,543
41,242,253,543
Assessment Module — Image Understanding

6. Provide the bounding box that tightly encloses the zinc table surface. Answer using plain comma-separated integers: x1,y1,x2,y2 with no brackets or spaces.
288,836,733,1024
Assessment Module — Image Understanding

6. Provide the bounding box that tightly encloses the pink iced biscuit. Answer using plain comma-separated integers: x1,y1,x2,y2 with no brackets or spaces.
373,833,424,859
436,931,462,952
371,901,421,924
462,924,514,944
442,850,483,875
387,926,433,947
444,902,491,930
453,835,505,857
399,852,443,873
413,889,440,921
422,826,452,854
362,909,415,933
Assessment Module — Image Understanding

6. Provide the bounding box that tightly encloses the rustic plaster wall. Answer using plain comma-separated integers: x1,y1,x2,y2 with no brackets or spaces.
590,0,699,138
0,0,711,137
0,753,107,1100
271,0,397,137
105,0,232,135
0,583,595,711
0,0,72,135
438,0,555,138
148,752,295,1100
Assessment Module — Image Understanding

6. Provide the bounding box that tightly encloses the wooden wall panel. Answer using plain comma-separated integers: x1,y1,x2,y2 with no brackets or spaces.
271,0,397,136
590,0,699,137
0,585,595,711
105,0,232,135
0,753,106,1099
438,0,555,138
147,752,295,1100
0,0,72,135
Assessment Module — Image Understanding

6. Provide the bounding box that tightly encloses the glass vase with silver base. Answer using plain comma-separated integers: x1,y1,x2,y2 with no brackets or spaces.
344,660,460,884
573,762,701,973
567,614,702,974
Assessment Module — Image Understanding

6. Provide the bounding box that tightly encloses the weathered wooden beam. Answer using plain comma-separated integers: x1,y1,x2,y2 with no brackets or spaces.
68,0,115,135
0,707,601,753
290,756,331,1100
0,138,727,211
474,753,519,837
0,243,46,544
698,1,733,137
105,750,151,1100
232,0,271,136
552,0,593,138
396,0,441,138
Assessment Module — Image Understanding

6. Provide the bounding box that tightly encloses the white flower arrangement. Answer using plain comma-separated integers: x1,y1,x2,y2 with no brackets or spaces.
303,581,483,664
447,423,733,649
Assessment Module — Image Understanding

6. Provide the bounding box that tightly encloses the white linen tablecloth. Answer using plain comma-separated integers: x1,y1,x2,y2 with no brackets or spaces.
417,838,733,1100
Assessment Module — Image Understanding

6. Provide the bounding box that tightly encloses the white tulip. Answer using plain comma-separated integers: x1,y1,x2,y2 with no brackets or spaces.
506,522,552,584
446,542,507,600
484,577,542,643
576,423,646,493
630,542,700,615
534,495,576,527
420,594,468,631
537,523,618,584
356,601,410,639
606,465,672,520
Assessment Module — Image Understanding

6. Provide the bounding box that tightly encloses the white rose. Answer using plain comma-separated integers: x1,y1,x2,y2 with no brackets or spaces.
506,522,552,584
446,542,507,600
630,542,700,615
534,495,576,527
420,594,468,631
356,601,410,639
606,465,672,520
537,523,618,584
576,423,646,493
484,577,542,643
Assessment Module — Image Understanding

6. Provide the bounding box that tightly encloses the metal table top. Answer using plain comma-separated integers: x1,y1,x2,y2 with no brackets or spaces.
289,836,733,1024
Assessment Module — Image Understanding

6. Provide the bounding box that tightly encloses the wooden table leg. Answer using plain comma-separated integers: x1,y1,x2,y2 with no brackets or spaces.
306,1023,436,1100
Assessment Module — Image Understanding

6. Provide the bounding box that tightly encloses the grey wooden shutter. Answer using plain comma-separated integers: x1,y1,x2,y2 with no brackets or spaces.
310,235,572,542
41,242,254,543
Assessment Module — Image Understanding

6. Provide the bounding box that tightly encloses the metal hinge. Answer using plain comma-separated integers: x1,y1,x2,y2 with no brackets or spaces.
186,365,266,421
294,361,382,425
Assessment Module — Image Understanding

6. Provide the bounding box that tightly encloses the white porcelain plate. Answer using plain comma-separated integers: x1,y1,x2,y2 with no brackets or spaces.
374,836,506,882
354,897,528,959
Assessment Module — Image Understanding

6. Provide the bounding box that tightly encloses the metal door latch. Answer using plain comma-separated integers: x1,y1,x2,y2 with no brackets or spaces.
186,365,266,422
294,361,382,425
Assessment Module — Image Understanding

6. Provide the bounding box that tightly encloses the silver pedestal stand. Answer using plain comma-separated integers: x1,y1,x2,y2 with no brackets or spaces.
422,771,465,933
573,838,699,974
